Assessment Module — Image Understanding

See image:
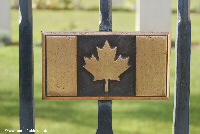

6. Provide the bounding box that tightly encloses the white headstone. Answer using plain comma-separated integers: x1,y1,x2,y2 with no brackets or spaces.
0,0,11,43
136,0,171,32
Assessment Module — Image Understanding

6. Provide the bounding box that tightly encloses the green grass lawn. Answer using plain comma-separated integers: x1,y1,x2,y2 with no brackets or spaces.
0,45,200,134
11,9,200,44
0,8,200,134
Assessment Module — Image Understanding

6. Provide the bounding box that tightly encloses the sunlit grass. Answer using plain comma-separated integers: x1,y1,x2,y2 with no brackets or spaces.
0,45,199,134
11,9,200,44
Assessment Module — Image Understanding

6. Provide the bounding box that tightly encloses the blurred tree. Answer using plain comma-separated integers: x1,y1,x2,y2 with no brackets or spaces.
35,0,48,9
35,0,73,9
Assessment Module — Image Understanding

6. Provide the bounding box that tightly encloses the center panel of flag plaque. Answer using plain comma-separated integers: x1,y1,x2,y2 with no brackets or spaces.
42,32,170,100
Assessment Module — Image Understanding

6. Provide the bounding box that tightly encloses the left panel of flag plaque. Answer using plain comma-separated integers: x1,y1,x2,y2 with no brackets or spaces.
43,36,77,97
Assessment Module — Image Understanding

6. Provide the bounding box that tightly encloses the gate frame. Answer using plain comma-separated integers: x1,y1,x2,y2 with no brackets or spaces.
19,0,191,134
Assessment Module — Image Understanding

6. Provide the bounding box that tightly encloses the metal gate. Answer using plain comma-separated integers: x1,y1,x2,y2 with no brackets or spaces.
19,0,191,134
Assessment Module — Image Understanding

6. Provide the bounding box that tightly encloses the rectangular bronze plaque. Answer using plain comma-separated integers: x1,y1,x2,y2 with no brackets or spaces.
42,32,170,100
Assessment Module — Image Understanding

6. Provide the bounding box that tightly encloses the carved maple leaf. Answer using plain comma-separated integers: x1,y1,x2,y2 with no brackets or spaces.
83,40,130,92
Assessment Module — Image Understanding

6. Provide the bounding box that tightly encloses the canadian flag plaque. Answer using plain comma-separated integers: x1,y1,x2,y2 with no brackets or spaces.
42,32,170,100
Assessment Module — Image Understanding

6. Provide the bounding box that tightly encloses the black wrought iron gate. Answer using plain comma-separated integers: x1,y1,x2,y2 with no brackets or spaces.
19,0,191,134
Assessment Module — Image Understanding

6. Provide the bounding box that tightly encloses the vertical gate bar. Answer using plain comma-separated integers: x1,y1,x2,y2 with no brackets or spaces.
19,0,35,134
96,0,113,134
173,0,191,134
99,0,112,31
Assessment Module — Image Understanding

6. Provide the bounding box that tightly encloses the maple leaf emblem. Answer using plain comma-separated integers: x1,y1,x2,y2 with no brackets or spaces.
83,40,130,92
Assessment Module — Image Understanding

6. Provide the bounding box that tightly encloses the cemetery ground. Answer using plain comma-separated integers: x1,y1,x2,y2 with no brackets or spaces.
0,9,200,134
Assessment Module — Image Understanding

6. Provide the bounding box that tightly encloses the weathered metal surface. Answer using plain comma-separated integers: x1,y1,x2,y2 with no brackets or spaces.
46,36,77,96
84,40,130,92
96,100,113,134
99,0,112,31
173,0,191,134
136,36,168,96
19,0,35,134
79,36,135,96
42,32,170,100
